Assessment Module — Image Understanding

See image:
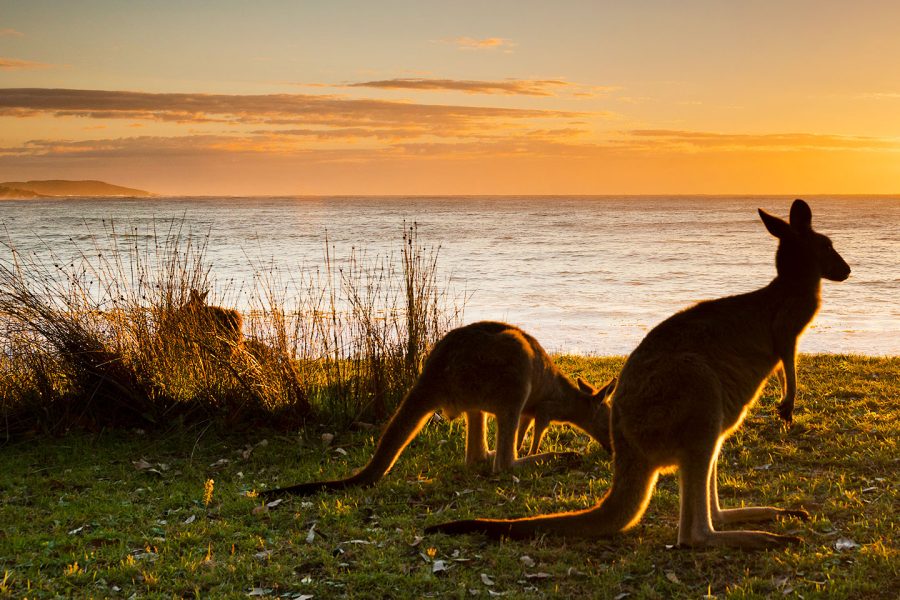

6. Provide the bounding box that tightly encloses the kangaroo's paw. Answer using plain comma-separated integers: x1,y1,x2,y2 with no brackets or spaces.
680,530,802,550
777,400,794,424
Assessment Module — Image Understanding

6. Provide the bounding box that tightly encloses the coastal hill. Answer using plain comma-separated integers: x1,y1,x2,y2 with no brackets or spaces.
0,180,153,198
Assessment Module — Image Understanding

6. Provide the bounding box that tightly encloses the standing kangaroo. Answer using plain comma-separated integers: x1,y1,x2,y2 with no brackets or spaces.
426,200,850,549
261,321,616,499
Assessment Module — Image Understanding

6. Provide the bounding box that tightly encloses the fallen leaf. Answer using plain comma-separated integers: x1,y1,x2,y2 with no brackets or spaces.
183,515,196,524
614,594,631,600
132,459,153,470
488,591,510,597
306,523,316,544
409,535,424,548
209,458,230,468
265,498,283,509
333,447,348,456
68,525,85,535
834,537,860,551
432,559,449,574
321,433,334,445
247,588,272,597
252,504,268,515
481,573,495,586
519,555,536,568
254,550,272,560
525,572,552,579
753,463,772,471
665,571,681,584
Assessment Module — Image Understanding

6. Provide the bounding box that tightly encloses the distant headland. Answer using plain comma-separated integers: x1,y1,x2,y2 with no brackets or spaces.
0,180,153,199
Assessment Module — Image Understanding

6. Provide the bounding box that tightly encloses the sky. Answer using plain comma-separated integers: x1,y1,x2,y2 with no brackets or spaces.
1,0,899,195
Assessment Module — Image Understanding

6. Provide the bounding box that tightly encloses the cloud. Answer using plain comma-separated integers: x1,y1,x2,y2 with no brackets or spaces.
0,28,24,37
0,87,583,140
858,92,900,100
445,37,516,51
625,129,900,152
0,57,53,70
345,77,571,96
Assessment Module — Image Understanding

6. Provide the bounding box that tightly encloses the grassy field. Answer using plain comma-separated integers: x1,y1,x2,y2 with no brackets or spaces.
1,354,897,599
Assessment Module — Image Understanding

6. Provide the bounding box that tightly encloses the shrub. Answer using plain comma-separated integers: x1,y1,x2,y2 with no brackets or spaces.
0,221,461,436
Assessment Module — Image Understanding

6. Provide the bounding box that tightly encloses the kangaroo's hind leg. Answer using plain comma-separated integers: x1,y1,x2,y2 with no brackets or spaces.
709,461,809,525
678,440,802,549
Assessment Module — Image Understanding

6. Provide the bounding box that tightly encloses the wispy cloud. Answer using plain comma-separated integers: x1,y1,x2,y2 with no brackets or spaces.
0,88,582,137
300,77,619,98
345,77,570,96
445,37,516,51
0,28,24,37
858,92,900,100
0,57,53,70
625,129,900,152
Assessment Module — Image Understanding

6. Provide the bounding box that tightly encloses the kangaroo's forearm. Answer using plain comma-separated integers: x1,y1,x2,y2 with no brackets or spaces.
777,352,797,423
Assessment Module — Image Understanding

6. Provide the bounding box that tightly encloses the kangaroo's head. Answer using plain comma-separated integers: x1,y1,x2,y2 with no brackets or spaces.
187,288,209,308
576,376,616,453
758,199,851,283
180,288,243,339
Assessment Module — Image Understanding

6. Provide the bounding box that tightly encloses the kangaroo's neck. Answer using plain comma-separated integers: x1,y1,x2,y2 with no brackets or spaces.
538,374,592,422
766,274,821,314
759,273,822,346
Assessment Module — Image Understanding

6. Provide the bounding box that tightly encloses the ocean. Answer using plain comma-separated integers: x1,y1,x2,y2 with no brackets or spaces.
1,196,897,356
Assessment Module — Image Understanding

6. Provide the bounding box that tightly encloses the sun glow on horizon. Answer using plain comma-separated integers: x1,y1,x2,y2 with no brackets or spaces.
1,2,900,195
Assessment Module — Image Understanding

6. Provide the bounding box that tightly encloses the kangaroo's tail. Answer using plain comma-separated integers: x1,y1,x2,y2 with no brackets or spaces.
261,384,438,499
425,438,657,540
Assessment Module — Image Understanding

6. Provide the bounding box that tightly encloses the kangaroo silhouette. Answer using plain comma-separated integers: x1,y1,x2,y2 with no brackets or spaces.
180,289,243,345
426,199,850,550
261,321,616,499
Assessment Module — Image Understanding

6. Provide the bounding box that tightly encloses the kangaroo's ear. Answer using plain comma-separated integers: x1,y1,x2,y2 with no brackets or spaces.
758,209,793,239
577,377,596,394
789,198,812,232
597,377,617,400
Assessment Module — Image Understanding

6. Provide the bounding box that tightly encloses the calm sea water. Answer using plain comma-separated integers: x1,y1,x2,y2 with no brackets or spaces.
1,196,898,355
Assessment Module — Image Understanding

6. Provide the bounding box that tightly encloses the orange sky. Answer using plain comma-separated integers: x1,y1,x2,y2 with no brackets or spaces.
1,2,899,195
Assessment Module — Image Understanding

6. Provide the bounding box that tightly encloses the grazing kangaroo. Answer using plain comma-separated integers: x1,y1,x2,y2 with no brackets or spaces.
426,200,850,549
260,321,616,499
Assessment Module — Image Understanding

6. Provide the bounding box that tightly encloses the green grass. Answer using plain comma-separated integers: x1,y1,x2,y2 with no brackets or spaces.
1,355,897,599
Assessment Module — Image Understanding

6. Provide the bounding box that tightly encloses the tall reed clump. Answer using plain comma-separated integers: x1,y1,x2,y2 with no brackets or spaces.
0,221,461,437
